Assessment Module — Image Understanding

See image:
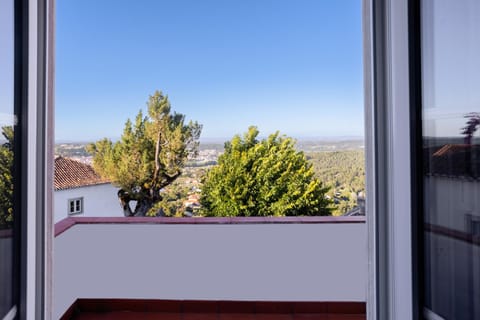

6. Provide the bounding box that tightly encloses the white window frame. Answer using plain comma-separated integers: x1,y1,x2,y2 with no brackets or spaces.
68,198,83,215
21,0,54,319
10,0,53,318
364,0,415,319
466,214,480,236
33,0,420,319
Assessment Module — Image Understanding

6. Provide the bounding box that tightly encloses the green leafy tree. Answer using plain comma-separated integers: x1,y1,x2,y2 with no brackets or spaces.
201,126,332,216
0,126,14,228
88,91,202,216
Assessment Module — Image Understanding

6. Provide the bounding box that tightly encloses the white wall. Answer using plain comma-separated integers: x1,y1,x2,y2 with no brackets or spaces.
425,233,480,319
0,237,13,318
53,222,367,319
423,176,480,318
425,176,480,231
54,183,121,223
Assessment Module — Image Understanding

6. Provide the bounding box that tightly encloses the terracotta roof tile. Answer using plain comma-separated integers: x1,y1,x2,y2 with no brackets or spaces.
54,157,110,190
432,144,470,157
426,144,480,179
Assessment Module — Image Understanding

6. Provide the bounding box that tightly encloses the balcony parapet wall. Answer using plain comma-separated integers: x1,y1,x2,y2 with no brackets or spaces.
55,216,366,237
54,216,367,319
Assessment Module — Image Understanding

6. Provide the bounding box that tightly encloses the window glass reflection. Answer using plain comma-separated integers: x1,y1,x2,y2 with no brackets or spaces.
0,0,15,316
422,1,480,319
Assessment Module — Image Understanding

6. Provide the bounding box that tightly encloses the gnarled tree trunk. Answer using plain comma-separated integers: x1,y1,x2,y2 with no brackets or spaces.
117,188,163,217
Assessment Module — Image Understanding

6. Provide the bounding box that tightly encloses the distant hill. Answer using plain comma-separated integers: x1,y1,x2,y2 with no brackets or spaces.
296,139,364,152
199,143,225,152
423,136,480,147
307,149,365,216
55,143,90,158
198,138,365,153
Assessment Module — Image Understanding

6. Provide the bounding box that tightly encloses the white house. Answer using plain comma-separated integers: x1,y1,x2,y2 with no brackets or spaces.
425,144,480,232
54,157,121,223
422,144,480,319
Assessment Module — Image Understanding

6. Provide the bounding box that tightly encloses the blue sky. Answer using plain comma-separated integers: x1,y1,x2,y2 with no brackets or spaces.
0,0,14,127
56,0,364,142
422,0,480,138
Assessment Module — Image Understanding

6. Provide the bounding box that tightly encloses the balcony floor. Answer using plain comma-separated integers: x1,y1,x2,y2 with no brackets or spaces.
73,311,365,319
62,300,366,320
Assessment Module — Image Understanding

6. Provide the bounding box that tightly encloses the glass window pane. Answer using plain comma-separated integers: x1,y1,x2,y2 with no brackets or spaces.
0,0,15,316
55,1,365,220
421,1,480,319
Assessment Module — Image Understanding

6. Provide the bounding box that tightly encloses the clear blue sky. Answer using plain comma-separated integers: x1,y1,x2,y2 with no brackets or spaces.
0,0,14,128
422,0,480,138
56,0,364,142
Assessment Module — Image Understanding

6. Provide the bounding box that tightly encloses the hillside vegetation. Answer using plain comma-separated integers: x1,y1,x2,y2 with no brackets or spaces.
54,142,366,217
307,150,365,216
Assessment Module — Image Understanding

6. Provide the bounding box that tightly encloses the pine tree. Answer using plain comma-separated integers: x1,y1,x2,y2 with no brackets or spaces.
0,126,14,228
88,90,202,216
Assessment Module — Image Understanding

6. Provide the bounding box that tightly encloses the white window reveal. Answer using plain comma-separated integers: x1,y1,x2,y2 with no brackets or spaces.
68,198,83,215
466,214,480,236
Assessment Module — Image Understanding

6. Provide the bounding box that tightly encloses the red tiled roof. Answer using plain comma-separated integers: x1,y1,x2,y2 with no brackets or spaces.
426,144,480,178
432,144,470,157
54,157,110,191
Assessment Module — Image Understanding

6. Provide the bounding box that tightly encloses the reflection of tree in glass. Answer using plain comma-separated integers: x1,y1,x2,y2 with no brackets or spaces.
0,126,14,229
461,112,480,145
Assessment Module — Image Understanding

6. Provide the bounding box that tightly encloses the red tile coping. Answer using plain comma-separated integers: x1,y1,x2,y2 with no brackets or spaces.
425,223,480,246
55,216,366,237
60,299,366,319
0,228,13,239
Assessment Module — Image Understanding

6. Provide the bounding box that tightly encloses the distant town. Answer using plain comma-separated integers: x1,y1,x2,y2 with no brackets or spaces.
54,138,365,165
55,138,365,216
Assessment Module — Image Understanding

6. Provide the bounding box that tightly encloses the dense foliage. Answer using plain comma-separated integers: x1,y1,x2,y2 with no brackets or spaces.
201,127,332,217
0,126,14,228
151,182,190,217
307,150,365,215
87,91,202,216
149,169,201,217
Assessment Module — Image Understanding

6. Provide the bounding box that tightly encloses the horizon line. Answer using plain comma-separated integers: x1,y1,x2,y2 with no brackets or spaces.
54,135,366,144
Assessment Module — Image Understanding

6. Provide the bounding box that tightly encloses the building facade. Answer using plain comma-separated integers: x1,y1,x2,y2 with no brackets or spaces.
53,157,121,223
